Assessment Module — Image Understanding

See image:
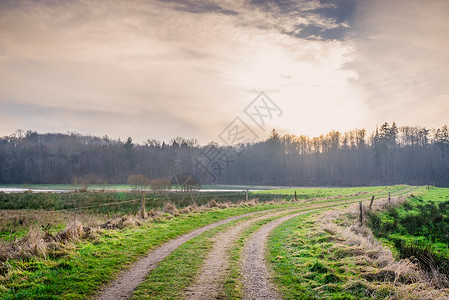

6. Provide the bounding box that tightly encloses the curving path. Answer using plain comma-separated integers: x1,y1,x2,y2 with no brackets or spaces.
98,186,418,300
97,209,278,300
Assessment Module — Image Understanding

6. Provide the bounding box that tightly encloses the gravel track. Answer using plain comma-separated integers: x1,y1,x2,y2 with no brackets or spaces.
184,209,299,299
242,210,317,300
96,209,275,300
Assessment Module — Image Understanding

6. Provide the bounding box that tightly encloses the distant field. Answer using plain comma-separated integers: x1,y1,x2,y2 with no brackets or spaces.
0,185,413,244
0,185,407,214
255,185,407,199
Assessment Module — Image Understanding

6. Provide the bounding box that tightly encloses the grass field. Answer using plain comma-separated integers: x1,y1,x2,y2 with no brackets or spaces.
0,185,422,299
0,185,406,242
257,185,403,198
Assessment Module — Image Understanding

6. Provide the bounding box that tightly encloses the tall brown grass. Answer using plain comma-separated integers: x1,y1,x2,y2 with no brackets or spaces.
317,195,449,298
0,195,285,274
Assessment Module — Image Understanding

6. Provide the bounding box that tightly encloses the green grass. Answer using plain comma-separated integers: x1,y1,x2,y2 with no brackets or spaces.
133,208,319,300
256,185,405,198
200,184,274,190
267,211,380,299
0,203,293,299
368,187,449,276
0,190,251,215
0,191,142,212
253,185,414,206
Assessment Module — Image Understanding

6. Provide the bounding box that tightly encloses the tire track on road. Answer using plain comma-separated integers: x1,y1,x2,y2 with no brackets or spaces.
184,208,301,299
242,210,317,300
97,209,278,300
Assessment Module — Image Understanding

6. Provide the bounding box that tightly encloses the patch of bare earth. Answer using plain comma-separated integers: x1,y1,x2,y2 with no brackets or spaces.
242,210,316,300
184,209,299,299
96,209,276,300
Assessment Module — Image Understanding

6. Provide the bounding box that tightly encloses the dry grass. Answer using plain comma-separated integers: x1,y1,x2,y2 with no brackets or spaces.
302,191,370,204
0,220,103,277
316,196,449,298
204,199,231,209
0,194,286,277
162,202,178,215
237,198,259,207
100,215,143,229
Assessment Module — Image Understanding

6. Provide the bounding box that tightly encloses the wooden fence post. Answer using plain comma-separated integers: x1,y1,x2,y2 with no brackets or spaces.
140,191,146,219
388,192,391,203
294,191,297,201
246,190,248,202
369,196,375,210
359,201,363,225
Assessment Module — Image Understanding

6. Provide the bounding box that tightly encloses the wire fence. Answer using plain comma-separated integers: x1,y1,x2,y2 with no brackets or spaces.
0,190,257,220
0,186,418,222
0,186,420,246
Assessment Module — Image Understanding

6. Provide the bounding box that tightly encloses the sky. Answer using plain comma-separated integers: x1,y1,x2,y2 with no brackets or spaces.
0,0,448,144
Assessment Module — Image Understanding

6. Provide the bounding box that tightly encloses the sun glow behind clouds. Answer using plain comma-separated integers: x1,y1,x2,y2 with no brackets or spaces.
222,32,365,136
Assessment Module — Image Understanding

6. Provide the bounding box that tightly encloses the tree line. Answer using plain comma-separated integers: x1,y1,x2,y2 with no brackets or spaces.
0,123,448,187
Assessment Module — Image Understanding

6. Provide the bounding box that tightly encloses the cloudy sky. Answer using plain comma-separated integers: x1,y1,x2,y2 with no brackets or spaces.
1,0,448,144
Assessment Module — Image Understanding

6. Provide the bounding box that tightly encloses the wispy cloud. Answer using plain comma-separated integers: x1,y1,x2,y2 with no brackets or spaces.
1,0,445,143
0,0,358,141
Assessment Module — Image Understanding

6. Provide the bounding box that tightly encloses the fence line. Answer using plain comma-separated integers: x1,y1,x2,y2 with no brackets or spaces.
0,192,250,221
0,187,419,222
0,198,143,221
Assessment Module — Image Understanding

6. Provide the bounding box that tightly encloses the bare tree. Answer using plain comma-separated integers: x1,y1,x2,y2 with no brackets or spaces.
150,178,171,192
127,174,150,192
73,174,97,192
